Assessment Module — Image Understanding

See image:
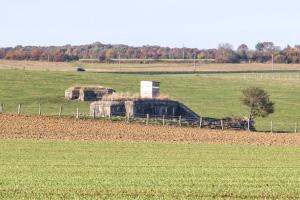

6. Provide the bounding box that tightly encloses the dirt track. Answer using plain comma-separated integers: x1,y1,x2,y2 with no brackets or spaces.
1,115,300,145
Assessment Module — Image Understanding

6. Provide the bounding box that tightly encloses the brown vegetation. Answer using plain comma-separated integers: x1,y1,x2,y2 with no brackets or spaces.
1,41,300,64
1,115,300,146
101,92,170,101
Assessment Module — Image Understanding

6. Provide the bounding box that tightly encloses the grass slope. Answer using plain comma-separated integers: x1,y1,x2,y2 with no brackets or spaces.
0,140,299,199
1,69,300,131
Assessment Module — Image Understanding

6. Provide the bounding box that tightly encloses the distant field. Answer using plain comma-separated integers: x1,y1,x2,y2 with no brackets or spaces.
0,139,299,199
1,59,300,72
1,69,300,132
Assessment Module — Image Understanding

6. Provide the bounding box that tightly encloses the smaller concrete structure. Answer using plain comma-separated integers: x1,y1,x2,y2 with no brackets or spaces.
140,81,160,98
65,85,115,101
65,86,81,100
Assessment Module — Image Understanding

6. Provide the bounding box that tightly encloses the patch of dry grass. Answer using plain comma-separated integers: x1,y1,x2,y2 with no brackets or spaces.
102,92,170,101
1,59,300,72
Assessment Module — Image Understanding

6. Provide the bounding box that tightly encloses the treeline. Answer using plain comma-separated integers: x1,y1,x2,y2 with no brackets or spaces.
0,42,300,63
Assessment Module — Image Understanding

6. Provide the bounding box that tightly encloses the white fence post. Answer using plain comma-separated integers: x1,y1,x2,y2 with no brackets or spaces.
178,116,182,126
146,114,149,125
59,105,62,117
17,104,21,115
76,107,79,119
247,118,250,131
38,104,41,116
199,117,202,128
271,121,273,133
221,119,224,130
92,108,96,120
126,113,130,123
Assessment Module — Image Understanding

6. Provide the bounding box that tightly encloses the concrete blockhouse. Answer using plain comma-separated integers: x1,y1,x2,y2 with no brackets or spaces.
90,99,199,121
65,85,115,101
65,86,81,100
90,80,199,121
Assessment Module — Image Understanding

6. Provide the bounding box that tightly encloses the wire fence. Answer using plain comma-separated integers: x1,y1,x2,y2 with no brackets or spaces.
197,72,300,81
0,103,299,133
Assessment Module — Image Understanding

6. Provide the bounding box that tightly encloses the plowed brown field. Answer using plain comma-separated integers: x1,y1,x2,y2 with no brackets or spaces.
1,115,300,145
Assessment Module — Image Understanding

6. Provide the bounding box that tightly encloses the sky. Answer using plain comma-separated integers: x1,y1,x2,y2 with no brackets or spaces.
1,0,300,49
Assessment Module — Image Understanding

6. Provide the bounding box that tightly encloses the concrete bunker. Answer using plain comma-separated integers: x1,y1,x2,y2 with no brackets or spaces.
90,99,200,120
88,81,251,131
90,81,200,121
65,85,115,101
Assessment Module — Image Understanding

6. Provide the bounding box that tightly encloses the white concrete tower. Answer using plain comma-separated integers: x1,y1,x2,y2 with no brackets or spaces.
140,81,160,98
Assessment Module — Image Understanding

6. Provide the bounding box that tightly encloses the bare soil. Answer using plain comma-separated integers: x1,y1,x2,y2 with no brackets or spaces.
1,115,300,146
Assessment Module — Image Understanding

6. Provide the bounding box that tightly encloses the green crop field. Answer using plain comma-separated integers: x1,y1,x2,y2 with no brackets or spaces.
1,69,300,132
0,140,299,199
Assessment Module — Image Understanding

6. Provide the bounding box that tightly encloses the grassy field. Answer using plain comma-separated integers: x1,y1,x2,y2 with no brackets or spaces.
1,69,300,131
0,140,299,199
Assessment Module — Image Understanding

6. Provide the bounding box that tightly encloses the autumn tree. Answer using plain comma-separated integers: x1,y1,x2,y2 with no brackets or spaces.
216,43,239,63
237,44,249,61
0,49,5,59
255,42,275,52
30,48,43,60
0,41,299,63
242,87,274,120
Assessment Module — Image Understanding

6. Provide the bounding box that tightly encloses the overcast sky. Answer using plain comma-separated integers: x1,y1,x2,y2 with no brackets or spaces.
1,0,299,49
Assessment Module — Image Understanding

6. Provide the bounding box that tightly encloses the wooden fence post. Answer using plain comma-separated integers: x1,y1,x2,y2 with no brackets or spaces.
199,117,202,128
162,115,165,126
76,107,79,119
221,119,224,130
271,121,273,133
0,104,3,114
295,122,298,133
17,104,21,115
38,104,41,116
146,114,149,125
59,105,62,117
178,116,182,126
